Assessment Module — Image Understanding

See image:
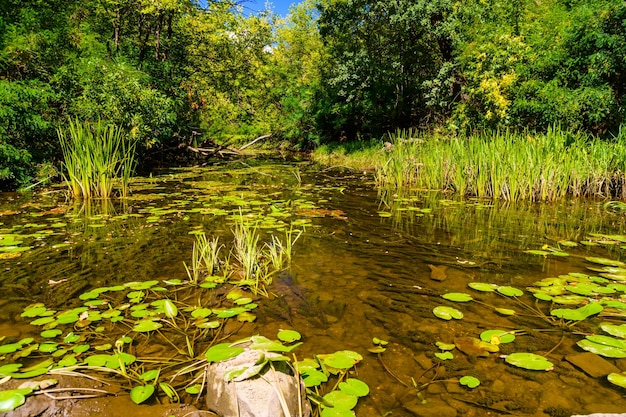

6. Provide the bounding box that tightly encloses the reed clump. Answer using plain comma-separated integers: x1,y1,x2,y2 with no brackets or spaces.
57,118,137,199
377,126,626,202
186,217,303,296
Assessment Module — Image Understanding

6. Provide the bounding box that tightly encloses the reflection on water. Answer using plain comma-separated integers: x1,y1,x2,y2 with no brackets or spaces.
2,160,626,416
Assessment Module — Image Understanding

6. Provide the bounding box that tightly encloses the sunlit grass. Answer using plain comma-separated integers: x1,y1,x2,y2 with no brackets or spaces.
57,118,137,199
374,126,626,202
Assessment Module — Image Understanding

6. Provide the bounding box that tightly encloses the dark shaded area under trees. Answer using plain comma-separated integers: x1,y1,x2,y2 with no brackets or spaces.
0,0,624,190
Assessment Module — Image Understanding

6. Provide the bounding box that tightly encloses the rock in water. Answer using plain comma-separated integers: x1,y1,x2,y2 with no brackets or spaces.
428,264,448,281
205,347,310,417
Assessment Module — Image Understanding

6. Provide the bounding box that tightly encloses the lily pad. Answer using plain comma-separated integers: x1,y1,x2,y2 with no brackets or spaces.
468,282,498,292
322,390,358,410
551,303,603,321
505,352,553,371
497,286,524,297
204,343,244,363
459,375,480,389
338,378,369,397
277,329,302,343
0,389,26,412
586,257,626,267
577,339,626,358
608,372,626,389
132,320,163,332
301,369,328,387
442,292,473,302
435,351,454,360
480,330,515,344
130,384,155,404
433,306,463,320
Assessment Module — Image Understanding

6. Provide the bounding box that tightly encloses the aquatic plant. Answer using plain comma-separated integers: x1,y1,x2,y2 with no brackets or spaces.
0,276,369,415
57,118,137,199
375,126,626,201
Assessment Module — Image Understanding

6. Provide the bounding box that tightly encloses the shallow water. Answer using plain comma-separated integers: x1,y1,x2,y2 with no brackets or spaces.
2,159,626,416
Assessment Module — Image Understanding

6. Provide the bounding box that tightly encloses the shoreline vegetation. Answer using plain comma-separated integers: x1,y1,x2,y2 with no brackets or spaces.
313,126,626,202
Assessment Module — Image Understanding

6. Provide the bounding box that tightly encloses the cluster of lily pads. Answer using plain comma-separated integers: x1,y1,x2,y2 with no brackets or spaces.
431,254,626,390
0,273,371,415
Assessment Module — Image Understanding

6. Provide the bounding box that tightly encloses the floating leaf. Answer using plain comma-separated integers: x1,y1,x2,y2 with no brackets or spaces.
301,369,328,387
524,250,550,256
278,329,302,343
442,293,473,302
185,384,202,395
504,353,553,371
132,320,162,333
586,257,626,267
338,378,369,397
468,282,498,292
577,339,626,358
497,286,524,297
204,343,244,363
480,330,515,344
551,303,603,321
40,329,62,339
601,323,626,339
435,352,454,360
323,390,358,410
435,342,455,351
608,372,626,389
433,306,463,320
459,376,480,389
0,389,26,412
495,308,516,316
162,299,178,319
140,369,160,382
130,384,155,404
191,308,212,318
237,312,256,322
321,351,360,369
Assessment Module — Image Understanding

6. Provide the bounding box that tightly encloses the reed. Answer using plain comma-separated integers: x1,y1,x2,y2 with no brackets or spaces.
57,118,136,199
376,125,626,202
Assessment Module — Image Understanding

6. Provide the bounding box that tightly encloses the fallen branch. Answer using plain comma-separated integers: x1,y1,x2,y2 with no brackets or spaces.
238,134,271,151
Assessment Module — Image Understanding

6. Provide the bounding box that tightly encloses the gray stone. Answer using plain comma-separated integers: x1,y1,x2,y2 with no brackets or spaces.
205,346,310,417
565,352,621,378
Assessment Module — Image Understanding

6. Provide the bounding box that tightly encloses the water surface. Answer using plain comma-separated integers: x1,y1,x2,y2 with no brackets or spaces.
2,159,626,416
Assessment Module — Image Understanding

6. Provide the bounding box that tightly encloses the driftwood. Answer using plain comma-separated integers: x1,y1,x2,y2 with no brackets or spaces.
238,133,272,151
184,133,272,158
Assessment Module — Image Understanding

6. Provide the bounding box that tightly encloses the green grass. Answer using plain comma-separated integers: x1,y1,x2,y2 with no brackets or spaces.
57,118,137,199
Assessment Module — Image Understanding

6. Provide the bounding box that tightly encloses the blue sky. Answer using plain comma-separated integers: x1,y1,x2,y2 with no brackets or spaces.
197,0,298,17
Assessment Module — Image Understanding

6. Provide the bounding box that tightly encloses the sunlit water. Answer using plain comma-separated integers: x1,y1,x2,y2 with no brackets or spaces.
2,159,626,416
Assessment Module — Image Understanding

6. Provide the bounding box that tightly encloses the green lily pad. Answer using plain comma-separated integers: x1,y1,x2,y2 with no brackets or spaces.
322,390,358,410
433,306,463,320
459,375,480,388
551,303,603,321
577,339,626,358
497,286,524,297
505,352,553,371
204,343,244,363
468,282,497,292
442,292,473,302
435,351,454,360
301,369,328,387
130,384,155,404
435,341,456,351
185,384,202,395
338,378,369,397
41,329,62,339
191,308,212,318
0,389,26,412
277,329,302,343
600,323,626,338
586,257,625,267
495,308,516,315
132,320,162,332
321,351,360,369
72,344,90,354
608,372,626,389
480,330,516,344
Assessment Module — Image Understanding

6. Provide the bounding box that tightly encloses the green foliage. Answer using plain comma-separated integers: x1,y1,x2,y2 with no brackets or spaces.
57,118,137,199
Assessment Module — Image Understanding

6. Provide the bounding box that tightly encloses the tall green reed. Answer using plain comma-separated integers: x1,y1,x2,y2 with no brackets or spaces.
376,125,626,202
57,118,137,199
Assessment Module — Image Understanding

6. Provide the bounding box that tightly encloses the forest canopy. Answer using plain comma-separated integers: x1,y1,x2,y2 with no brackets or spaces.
0,0,624,189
